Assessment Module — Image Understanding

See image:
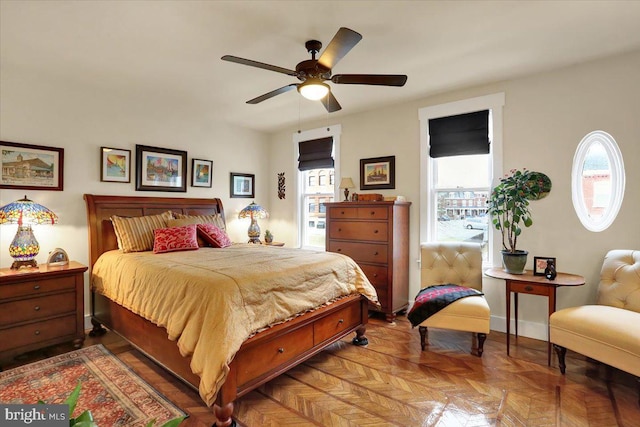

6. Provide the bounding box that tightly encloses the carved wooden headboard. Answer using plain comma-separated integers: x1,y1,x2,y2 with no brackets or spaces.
84,194,224,268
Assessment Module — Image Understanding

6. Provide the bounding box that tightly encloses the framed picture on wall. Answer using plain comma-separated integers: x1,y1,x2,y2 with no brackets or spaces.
360,155,395,190
135,144,187,192
100,147,131,183
1,141,64,191
230,172,254,198
191,158,213,188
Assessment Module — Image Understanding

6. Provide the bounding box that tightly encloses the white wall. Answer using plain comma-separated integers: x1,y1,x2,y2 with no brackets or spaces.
268,50,640,339
0,66,270,324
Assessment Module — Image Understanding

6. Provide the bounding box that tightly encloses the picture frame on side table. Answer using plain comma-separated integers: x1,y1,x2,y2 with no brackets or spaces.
1,141,64,191
135,144,187,192
534,256,556,276
230,172,255,198
191,158,213,188
360,155,395,190
100,147,131,183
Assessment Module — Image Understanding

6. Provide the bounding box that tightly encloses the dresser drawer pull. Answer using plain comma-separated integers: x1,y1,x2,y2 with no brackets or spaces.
374,229,379,234
373,273,378,277
525,285,534,292
338,228,342,232
34,330,41,335
338,319,344,324
370,211,376,216
34,285,41,290
337,248,342,252
374,251,379,256
278,347,285,354
34,306,41,311
340,211,345,215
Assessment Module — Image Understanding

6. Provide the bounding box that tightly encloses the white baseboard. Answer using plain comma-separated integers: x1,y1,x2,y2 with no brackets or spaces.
490,315,548,341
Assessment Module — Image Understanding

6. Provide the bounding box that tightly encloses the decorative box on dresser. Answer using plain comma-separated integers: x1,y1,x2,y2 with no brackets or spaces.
0,261,87,364
325,201,411,321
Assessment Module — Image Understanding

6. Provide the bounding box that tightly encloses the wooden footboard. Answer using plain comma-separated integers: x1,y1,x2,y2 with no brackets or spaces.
91,292,368,426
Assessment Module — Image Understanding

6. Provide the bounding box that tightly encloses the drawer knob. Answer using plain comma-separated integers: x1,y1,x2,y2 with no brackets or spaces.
374,251,379,256
338,319,344,324
370,211,375,216
373,273,378,277
278,347,285,354
338,228,342,232
525,285,534,292
337,248,342,252
374,229,379,234
34,285,41,290
34,306,41,311
340,211,345,215
34,330,41,335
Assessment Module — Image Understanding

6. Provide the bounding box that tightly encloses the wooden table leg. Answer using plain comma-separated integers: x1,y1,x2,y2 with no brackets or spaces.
514,292,519,338
506,281,511,356
547,287,557,366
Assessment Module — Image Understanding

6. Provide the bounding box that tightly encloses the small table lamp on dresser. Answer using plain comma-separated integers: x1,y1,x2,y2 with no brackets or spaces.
0,195,58,269
339,177,354,202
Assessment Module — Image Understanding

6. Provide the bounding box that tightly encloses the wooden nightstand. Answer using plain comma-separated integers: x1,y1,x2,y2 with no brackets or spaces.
0,261,88,363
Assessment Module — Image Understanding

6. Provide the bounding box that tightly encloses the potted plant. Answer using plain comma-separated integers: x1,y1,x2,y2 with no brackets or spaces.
264,229,273,244
488,168,545,274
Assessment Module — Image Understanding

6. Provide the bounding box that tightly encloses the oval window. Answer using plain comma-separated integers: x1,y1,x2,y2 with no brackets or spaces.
571,130,625,232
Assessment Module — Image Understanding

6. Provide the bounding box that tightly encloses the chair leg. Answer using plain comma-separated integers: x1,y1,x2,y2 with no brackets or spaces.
476,333,487,357
419,326,428,351
553,344,567,374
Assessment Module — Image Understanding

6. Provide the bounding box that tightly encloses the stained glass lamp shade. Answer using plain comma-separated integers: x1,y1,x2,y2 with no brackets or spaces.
238,202,269,244
0,196,58,269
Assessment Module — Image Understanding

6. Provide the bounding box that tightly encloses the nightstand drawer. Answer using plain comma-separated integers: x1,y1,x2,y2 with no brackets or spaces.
328,221,388,241
0,276,76,299
0,315,77,352
0,292,76,326
356,207,388,220
327,241,388,264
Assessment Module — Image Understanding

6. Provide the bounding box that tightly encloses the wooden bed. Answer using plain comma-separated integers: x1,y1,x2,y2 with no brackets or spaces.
84,194,369,427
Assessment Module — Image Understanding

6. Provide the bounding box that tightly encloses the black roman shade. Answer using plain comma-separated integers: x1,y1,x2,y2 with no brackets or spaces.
298,137,334,171
428,110,490,158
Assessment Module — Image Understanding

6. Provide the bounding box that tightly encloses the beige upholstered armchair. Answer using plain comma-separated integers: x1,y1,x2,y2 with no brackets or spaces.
415,242,491,356
550,249,640,402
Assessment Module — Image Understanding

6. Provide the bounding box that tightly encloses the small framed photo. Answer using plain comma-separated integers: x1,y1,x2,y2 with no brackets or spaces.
100,147,131,183
534,256,556,276
360,155,395,190
230,172,254,198
1,141,64,191
191,158,213,188
136,144,187,192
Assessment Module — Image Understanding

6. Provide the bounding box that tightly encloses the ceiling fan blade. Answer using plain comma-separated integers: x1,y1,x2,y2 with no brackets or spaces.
322,91,342,113
246,84,298,104
221,55,298,76
317,27,362,70
331,74,408,86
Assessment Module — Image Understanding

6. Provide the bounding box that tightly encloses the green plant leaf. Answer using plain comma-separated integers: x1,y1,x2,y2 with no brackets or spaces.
159,417,187,427
65,382,82,418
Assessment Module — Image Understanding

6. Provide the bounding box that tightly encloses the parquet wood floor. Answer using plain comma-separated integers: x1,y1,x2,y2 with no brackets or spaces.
3,314,638,426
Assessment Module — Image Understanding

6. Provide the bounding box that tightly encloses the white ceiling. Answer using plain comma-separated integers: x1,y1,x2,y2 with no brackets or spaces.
2,1,640,133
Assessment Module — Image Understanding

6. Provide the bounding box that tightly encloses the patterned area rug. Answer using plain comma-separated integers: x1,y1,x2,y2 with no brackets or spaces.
0,344,186,426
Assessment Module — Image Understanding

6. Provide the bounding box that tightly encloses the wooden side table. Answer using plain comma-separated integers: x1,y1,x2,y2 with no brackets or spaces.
485,268,585,365
0,261,88,363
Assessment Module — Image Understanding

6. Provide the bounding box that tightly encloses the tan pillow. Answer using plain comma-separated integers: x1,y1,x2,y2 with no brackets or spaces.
111,211,173,253
174,213,226,231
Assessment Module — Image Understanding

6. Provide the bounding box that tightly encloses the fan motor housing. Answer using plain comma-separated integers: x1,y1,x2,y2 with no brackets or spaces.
295,60,331,81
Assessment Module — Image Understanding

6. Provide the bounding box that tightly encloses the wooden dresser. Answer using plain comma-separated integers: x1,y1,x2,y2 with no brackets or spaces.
325,201,411,321
0,261,87,363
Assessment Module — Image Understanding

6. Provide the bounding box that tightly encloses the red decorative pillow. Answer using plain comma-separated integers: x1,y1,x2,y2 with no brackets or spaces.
197,223,232,248
153,224,199,254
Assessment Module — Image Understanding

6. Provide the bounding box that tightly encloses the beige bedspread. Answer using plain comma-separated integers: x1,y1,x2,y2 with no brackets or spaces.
91,244,378,406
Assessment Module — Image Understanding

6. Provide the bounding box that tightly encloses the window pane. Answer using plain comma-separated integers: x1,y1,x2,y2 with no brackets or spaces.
435,154,490,188
301,168,334,248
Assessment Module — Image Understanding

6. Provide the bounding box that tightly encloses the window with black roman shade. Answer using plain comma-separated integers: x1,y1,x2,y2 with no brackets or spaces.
428,110,489,158
298,137,334,171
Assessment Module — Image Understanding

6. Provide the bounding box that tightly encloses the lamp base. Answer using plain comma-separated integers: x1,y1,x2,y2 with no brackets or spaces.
344,188,350,202
11,259,38,270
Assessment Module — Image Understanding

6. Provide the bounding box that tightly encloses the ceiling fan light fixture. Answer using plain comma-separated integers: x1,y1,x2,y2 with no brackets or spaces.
298,79,329,100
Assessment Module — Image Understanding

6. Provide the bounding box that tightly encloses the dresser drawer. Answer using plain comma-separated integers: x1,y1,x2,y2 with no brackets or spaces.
359,264,387,287
356,207,388,220
328,207,359,219
328,221,388,242
0,276,76,299
328,206,389,220
0,315,77,352
0,292,76,326
327,241,388,264
314,303,361,344
235,324,313,386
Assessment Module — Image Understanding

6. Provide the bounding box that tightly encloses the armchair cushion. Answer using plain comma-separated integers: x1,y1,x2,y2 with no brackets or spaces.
408,284,483,327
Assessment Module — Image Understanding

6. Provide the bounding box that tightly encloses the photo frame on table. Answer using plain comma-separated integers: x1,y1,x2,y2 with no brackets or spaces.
230,172,255,198
100,147,131,183
135,144,187,192
191,158,213,188
1,141,64,191
360,155,395,190
534,256,556,276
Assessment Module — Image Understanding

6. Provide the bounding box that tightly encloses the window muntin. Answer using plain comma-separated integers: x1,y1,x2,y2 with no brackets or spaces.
572,130,625,232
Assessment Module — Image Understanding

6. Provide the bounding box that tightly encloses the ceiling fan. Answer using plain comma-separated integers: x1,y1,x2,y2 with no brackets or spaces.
221,27,408,113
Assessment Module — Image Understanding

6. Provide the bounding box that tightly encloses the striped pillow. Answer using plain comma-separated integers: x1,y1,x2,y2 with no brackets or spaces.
111,211,173,253
173,213,226,230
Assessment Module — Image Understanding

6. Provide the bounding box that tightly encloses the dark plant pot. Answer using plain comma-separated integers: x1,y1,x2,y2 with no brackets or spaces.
501,250,528,274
